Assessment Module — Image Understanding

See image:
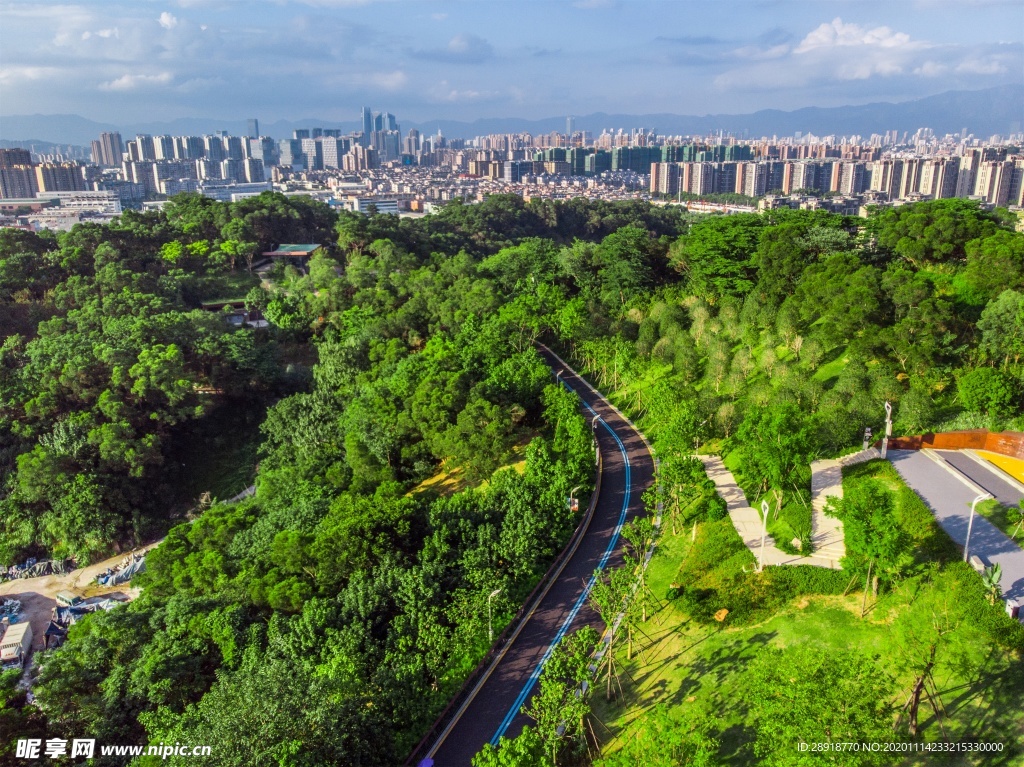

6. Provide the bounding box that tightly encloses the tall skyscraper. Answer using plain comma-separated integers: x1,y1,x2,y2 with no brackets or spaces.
361,107,373,147
247,119,260,139
566,116,574,137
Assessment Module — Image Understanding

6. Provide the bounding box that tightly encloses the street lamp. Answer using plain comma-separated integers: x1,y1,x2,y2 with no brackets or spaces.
881,401,893,459
568,485,582,513
757,500,770,573
487,587,502,643
964,493,993,563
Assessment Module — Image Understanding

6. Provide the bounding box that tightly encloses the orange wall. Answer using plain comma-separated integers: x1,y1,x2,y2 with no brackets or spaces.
886,430,1024,458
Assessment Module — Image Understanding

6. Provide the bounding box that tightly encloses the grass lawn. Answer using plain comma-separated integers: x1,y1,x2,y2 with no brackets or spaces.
975,499,1024,545
590,463,1024,766
811,345,849,386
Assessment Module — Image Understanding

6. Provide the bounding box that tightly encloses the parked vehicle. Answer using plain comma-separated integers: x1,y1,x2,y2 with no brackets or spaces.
0,622,33,671
55,591,82,608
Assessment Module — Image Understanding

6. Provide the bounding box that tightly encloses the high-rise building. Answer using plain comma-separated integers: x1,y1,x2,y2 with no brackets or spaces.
153,136,175,160
132,135,156,162
294,129,310,141
249,137,278,166
174,136,205,161
152,160,198,190
278,139,302,167
196,158,222,181
584,151,610,175
122,161,159,193
220,158,245,183
688,163,716,195
223,135,245,162
0,148,32,167
975,160,1015,205
918,159,958,199
361,107,373,148
403,129,421,156
650,162,679,195
737,162,770,197
243,158,265,183
300,138,323,170
343,145,379,171
379,131,401,162
34,162,86,193
319,137,342,169
247,119,260,139
838,161,868,195
373,112,398,132
869,159,903,199
203,136,225,162
0,149,38,199
93,132,124,166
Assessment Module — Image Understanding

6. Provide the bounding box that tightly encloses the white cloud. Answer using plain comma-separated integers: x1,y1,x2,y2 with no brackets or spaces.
158,11,179,29
0,66,63,85
795,18,922,54
99,72,174,91
76,28,119,42
956,58,1007,74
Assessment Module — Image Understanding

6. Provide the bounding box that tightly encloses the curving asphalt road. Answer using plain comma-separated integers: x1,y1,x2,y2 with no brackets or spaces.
424,346,655,766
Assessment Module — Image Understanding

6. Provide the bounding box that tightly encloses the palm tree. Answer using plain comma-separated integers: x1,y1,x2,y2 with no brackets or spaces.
981,563,1002,605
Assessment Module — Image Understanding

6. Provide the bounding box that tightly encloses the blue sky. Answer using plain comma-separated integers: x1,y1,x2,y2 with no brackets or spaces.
0,0,1021,123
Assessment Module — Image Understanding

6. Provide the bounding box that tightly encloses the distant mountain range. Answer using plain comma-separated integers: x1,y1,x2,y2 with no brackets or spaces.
2,86,1021,146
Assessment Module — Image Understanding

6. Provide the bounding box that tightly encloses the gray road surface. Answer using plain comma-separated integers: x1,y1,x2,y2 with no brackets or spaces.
936,450,1024,507
888,450,1024,600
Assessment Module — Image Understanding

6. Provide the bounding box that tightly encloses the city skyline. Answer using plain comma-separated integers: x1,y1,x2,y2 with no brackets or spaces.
1,0,1021,125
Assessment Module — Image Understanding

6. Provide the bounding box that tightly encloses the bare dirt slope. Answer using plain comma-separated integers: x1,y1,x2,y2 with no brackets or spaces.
0,544,157,654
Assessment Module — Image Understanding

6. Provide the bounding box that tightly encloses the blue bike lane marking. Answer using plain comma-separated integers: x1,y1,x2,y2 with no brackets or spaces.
489,384,632,745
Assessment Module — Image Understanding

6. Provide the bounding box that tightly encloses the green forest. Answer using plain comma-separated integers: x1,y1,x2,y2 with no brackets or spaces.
2,193,1024,766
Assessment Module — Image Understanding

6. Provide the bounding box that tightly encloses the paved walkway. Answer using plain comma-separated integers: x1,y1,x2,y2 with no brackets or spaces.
700,448,879,570
699,456,797,567
888,449,1024,601
808,448,881,566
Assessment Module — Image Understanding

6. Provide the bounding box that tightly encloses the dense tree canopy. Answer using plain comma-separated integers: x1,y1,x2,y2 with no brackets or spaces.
5,193,1023,766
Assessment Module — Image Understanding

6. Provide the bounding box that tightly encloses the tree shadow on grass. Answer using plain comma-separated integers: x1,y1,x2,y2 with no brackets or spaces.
665,631,775,764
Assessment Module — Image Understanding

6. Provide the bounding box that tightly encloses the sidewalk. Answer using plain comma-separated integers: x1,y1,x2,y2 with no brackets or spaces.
889,449,1024,600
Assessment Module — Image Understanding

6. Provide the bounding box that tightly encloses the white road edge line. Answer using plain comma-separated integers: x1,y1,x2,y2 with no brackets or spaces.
922,448,987,497
961,450,1024,496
